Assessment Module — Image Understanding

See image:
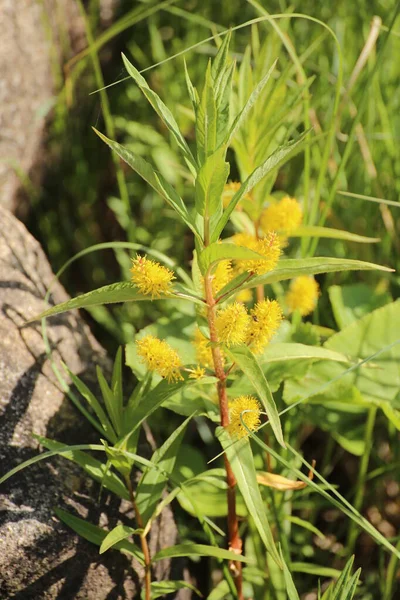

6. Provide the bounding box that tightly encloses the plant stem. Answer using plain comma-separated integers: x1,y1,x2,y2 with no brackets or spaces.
204,271,243,600
126,476,152,600
346,405,377,554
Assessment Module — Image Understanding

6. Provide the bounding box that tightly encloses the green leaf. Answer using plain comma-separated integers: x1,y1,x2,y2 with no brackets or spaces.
152,542,250,563
260,343,349,366
291,563,341,578
111,347,124,425
242,257,393,290
288,515,325,539
93,129,200,239
121,53,196,170
198,242,269,274
328,283,392,329
195,146,229,218
54,508,143,562
183,58,199,109
281,551,300,600
64,365,117,444
144,581,202,600
97,365,122,437
196,61,217,163
289,225,379,243
102,440,134,478
211,30,232,80
36,435,130,500
217,429,281,567
212,132,309,241
226,58,277,147
99,524,140,554
226,346,285,447
135,414,192,524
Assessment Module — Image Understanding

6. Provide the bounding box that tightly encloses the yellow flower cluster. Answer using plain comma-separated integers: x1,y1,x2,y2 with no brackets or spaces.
260,196,302,236
189,366,206,379
246,299,283,354
233,232,281,275
286,276,320,316
136,335,183,382
215,302,251,346
131,255,175,298
212,260,233,296
215,298,283,350
228,395,262,438
193,328,214,367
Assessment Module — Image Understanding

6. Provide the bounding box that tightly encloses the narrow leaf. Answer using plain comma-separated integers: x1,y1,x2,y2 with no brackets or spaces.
99,524,140,554
145,581,202,600
54,508,143,562
212,132,309,241
217,429,282,567
195,146,229,218
97,366,121,436
152,542,250,563
121,53,196,169
226,345,285,447
93,129,200,238
289,225,379,243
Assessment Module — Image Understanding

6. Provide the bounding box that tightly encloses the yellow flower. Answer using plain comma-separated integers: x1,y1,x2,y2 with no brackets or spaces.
235,288,253,304
247,299,283,354
193,328,214,368
222,181,242,209
233,232,281,275
136,335,183,382
212,260,233,296
189,365,206,379
260,196,302,235
130,255,175,298
286,276,320,316
215,302,250,346
228,395,261,438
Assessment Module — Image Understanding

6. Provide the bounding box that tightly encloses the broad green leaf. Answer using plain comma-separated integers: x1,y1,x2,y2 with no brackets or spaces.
217,429,281,567
152,542,250,563
241,257,393,290
99,524,140,554
36,435,129,500
328,283,392,329
93,129,200,239
135,414,192,524
64,365,117,444
212,132,309,241
289,225,379,243
198,242,271,274
195,146,229,218
54,508,144,562
144,581,202,600
226,59,277,146
121,53,196,170
260,343,349,366
196,61,217,163
323,301,400,411
226,346,285,447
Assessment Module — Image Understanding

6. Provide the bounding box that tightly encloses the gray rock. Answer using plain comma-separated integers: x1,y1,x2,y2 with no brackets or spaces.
0,206,181,599
0,0,118,215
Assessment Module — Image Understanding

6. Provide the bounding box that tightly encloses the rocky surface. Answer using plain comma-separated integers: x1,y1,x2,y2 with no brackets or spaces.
0,206,180,599
0,0,117,215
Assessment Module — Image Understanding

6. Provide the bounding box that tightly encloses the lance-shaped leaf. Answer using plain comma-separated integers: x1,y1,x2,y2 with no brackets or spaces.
28,281,204,323
121,53,196,170
152,542,250,563
217,429,282,567
226,345,284,447
245,257,393,289
212,132,309,241
135,414,193,524
288,225,379,243
226,58,277,147
93,129,200,239
99,524,141,554
196,61,217,164
195,145,230,219
54,508,144,562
